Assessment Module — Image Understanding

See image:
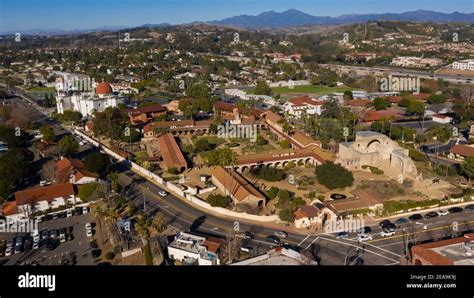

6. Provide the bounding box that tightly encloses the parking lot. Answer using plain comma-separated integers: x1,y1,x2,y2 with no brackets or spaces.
0,207,99,265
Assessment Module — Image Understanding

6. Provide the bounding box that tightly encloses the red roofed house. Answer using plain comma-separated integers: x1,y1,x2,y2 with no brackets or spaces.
362,109,402,125
3,183,77,221
411,233,474,265
293,203,336,229
126,104,167,125
449,144,474,161
282,96,324,118
55,157,99,185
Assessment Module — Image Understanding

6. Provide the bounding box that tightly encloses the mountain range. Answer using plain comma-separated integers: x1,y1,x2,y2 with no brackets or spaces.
208,9,474,28
2,9,473,35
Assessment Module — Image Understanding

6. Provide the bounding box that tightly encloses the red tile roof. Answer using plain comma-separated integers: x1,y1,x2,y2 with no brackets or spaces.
211,166,265,202
14,183,75,206
450,144,474,157
156,133,188,171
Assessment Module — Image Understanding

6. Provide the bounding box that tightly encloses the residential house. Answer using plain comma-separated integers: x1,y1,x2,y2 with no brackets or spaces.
3,183,77,221
167,232,221,265
55,157,99,184
282,96,324,118
293,203,336,229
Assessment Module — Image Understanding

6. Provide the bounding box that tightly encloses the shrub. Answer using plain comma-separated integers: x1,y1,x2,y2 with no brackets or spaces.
315,162,354,189
206,193,229,208
105,251,115,260
279,208,295,222
267,187,280,200
250,166,286,181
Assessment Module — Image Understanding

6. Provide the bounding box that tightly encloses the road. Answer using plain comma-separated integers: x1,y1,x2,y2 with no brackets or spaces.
8,87,474,265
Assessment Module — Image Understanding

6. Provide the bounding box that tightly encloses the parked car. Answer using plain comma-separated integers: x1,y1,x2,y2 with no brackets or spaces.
6,239,14,248
43,214,53,221
273,231,288,238
465,204,474,211
438,210,449,216
32,241,40,250
448,207,463,214
41,230,49,240
357,227,372,236
382,223,396,232
50,230,58,238
86,229,93,237
266,235,280,244
66,210,72,217
82,207,89,214
58,212,67,218
73,208,82,216
357,234,373,242
395,218,409,225
14,245,21,254
336,231,349,239
424,212,439,219
60,234,66,243
5,246,13,256
243,231,253,240
15,236,23,246
379,220,391,227
85,223,92,230
158,191,168,197
409,214,423,221
52,213,59,220
240,246,251,253
380,230,395,237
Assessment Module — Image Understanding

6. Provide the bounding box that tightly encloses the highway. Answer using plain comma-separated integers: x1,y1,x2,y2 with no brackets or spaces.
7,87,474,265
321,64,474,85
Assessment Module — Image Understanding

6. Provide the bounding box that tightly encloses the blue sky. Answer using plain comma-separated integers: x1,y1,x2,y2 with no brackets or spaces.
0,0,472,31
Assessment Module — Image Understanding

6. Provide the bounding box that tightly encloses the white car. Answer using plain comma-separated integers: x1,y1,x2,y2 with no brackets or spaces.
438,210,449,216
86,229,93,237
5,246,13,256
158,191,168,197
357,234,373,242
66,210,72,217
32,241,40,250
79,141,85,146
83,207,89,214
85,223,92,230
274,231,288,238
60,234,66,243
380,230,395,237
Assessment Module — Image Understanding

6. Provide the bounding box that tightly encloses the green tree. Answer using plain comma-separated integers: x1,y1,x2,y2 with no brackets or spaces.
59,135,79,156
461,157,474,182
315,162,354,189
406,100,425,116
427,94,447,105
254,80,271,95
84,152,110,176
207,148,236,167
78,183,99,202
39,126,55,143
373,97,391,111
279,208,295,223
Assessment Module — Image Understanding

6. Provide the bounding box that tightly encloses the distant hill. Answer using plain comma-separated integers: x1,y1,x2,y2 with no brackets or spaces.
209,9,474,28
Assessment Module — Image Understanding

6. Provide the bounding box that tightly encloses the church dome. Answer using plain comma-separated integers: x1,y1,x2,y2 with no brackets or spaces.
95,82,113,95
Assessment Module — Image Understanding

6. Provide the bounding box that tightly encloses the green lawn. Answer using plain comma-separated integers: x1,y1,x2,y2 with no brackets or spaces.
247,84,358,95
26,86,56,92
191,136,226,146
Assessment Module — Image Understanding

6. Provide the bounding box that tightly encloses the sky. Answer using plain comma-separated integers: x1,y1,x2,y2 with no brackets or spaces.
0,0,472,32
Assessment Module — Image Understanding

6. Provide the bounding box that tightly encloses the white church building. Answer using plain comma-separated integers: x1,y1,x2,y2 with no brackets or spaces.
55,72,124,117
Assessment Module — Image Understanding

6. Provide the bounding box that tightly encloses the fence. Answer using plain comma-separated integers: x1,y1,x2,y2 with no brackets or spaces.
73,129,279,223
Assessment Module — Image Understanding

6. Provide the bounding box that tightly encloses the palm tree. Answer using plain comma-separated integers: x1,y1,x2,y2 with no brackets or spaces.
107,171,120,193
134,213,152,244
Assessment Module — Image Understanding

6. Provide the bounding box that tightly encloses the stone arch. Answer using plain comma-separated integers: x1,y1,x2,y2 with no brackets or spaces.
367,139,381,153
